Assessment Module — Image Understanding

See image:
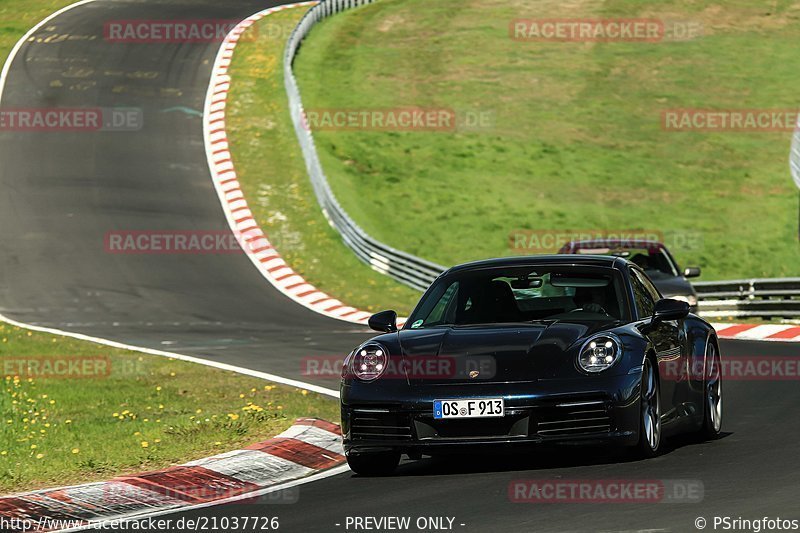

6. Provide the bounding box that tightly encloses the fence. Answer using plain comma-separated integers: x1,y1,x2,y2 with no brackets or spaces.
695,278,800,319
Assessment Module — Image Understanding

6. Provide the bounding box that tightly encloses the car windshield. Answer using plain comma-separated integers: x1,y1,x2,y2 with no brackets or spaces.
406,266,630,328
576,246,679,277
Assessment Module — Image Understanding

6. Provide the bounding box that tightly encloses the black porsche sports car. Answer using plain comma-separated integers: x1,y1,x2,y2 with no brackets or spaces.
340,255,723,475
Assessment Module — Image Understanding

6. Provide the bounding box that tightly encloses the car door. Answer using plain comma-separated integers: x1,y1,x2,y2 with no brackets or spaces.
630,268,686,426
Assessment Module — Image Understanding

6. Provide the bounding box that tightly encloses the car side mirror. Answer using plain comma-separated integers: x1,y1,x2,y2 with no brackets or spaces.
653,298,690,322
683,267,701,278
368,310,398,333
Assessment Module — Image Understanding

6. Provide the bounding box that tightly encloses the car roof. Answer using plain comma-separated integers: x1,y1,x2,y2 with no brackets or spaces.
566,239,666,251
445,254,627,274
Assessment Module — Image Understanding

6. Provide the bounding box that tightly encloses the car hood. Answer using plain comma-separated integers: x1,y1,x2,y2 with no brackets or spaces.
647,273,696,298
396,321,614,385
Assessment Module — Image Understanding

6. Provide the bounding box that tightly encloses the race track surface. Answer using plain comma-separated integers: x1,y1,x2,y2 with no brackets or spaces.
1,1,798,532
0,0,370,382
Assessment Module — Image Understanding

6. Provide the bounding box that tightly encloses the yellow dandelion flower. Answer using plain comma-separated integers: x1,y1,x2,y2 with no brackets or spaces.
71,448,80,454
30,444,37,449
141,441,149,448
154,439,161,443
0,451,7,456
36,453,44,459
300,390,309,396
65,420,72,424
156,386,162,391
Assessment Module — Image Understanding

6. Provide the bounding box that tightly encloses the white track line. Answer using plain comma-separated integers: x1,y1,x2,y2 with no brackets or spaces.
0,312,339,397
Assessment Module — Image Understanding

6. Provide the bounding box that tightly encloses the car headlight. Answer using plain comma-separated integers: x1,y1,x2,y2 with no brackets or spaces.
669,294,698,307
350,343,388,382
578,334,622,373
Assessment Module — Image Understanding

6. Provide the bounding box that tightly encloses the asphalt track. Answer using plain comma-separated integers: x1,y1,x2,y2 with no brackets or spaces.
0,1,798,532
0,0,370,383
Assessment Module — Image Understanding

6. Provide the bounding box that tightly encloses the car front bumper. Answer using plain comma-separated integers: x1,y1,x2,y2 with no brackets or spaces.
341,371,643,455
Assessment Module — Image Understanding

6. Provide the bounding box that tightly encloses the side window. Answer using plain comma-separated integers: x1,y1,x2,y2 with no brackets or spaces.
639,271,662,303
424,281,458,326
629,269,655,319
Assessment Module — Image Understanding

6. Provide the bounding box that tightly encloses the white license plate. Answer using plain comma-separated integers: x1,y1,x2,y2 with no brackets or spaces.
433,398,504,419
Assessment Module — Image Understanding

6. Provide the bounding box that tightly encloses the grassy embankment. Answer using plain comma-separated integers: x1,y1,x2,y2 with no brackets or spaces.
290,0,800,303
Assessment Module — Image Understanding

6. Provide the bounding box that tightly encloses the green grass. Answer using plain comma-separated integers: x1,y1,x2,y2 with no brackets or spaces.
289,0,800,296
225,7,421,315
0,322,338,493
0,0,79,68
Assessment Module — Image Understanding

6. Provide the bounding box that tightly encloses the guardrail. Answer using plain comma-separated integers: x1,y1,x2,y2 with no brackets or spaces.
695,278,800,319
284,0,445,292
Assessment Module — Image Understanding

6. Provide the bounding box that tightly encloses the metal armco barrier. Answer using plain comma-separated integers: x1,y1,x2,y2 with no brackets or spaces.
695,278,800,319
284,0,445,292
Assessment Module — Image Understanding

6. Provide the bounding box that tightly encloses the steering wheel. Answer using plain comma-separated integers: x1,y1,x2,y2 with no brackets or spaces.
569,304,609,315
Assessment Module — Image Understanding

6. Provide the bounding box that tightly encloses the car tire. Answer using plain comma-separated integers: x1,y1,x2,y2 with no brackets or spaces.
631,356,662,459
346,452,401,476
698,340,723,440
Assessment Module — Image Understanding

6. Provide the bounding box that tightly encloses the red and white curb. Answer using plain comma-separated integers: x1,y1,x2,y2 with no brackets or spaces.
0,419,345,532
203,2,384,327
712,323,800,342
